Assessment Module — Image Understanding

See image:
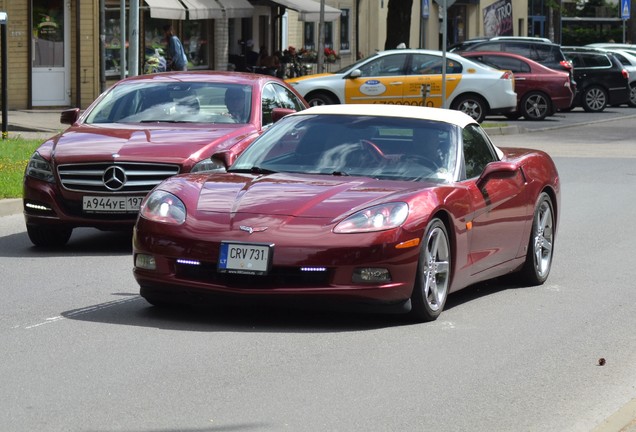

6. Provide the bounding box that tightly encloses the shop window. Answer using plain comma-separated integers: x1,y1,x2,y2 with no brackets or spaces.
103,1,210,76
183,21,208,68
33,0,65,67
104,6,130,77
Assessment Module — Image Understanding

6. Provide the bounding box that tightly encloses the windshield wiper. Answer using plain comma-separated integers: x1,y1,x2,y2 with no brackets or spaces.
139,120,193,123
331,171,349,176
230,166,278,175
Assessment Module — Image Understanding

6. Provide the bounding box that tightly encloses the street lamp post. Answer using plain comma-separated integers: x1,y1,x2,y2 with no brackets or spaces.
317,0,325,73
0,12,7,140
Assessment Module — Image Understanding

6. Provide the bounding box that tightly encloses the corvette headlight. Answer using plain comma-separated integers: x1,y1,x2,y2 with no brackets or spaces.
25,152,55,183
140,190,186,225
191,157,226,173
334,202,409,233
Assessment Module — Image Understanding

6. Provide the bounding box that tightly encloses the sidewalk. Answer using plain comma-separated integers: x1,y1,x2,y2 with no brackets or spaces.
2,109,66,140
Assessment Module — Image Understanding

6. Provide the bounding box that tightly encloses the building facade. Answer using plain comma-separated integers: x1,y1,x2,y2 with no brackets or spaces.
1,0,542,111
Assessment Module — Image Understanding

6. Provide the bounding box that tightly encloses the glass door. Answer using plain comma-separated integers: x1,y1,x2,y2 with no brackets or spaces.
32,0,70,106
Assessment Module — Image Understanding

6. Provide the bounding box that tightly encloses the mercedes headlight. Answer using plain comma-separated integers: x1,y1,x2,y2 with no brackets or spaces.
25,152,55,183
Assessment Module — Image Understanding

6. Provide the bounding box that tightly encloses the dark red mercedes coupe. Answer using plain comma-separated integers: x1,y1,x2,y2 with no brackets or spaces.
23,71,308,247
133,104,560,322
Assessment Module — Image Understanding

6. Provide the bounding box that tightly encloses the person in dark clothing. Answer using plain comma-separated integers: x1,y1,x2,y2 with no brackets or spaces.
244,40,259,70
163,25,188,71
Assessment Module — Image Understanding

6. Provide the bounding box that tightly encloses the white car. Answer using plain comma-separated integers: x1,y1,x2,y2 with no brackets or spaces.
599,49,636,107
286,49,517,123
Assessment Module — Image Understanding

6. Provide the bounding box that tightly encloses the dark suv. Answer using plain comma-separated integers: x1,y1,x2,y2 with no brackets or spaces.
561,47,630,112
449,37,574,82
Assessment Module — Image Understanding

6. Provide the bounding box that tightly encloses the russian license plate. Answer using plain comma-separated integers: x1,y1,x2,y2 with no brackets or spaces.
218,242,273,275
82,196,143,213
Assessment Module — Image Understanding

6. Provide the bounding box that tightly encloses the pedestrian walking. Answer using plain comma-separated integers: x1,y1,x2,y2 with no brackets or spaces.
163,25,188,71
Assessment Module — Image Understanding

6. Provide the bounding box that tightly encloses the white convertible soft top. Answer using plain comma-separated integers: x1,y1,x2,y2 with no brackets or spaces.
292,104,478,129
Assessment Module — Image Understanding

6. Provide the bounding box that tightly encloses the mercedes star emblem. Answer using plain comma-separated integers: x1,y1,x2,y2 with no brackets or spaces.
103,166,127,191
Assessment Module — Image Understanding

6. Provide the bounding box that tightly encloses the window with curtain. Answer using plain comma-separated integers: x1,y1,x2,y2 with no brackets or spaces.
340,9,350,52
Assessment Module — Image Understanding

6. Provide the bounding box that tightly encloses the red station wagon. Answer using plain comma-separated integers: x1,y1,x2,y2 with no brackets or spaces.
461,51,574,120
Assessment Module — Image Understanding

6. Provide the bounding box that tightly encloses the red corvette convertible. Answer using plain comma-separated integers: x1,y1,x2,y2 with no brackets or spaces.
23,71,308,247
133,104,560,322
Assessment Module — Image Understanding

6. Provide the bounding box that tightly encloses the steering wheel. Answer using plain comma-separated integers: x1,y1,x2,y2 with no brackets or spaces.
359,139,386,163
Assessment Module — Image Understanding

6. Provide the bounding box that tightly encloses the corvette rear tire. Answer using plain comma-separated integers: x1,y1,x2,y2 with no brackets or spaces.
410,218,451,322
26,224,72,248
519,192,555,285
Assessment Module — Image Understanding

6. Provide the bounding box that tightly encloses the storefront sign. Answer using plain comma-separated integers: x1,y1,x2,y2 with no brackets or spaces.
482,0,513,37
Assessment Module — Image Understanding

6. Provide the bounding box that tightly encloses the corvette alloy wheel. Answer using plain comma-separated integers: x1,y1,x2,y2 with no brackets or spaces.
521,192,555,284
410,218,451,322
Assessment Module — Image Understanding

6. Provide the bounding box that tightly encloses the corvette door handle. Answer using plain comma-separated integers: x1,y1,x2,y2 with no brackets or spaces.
515,77,526,81
389,82,403,85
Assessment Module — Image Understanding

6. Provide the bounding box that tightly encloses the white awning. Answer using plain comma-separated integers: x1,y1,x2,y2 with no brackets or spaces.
272,0,342,22
180,0,224,20
144,0,186,20
170,0,254,20
216,0,254,18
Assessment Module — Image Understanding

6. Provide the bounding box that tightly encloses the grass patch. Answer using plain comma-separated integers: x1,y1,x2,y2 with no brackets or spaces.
0,138,42,199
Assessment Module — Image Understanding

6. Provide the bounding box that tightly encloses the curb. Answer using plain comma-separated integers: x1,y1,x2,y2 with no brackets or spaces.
483,125,523,136
592,398,636,432
0,198,22,217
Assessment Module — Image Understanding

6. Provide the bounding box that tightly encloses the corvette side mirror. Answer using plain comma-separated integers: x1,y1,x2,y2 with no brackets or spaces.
476,161,519,189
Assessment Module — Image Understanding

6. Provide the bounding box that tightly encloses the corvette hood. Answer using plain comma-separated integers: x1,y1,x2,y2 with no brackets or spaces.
197,172,428,219
49,123,255,164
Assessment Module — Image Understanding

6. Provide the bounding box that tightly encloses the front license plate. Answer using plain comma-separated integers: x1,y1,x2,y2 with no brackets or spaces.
82,196,144,213
218,242,273,275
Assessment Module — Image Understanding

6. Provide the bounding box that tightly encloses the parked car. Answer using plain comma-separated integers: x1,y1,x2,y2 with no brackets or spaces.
561,47,630,112
586,43,636,52
449,36,553,52
133,104,560,322
23,71,309,248
449,38,575,85
460,51,574,120
597,49,636,107
286,49,517,123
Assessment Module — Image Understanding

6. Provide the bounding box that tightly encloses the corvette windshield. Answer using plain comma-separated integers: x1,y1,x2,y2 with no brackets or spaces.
230,114,458,183
84,82,252,125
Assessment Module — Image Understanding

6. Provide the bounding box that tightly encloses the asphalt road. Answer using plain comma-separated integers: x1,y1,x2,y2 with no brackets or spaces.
1,114,636,431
